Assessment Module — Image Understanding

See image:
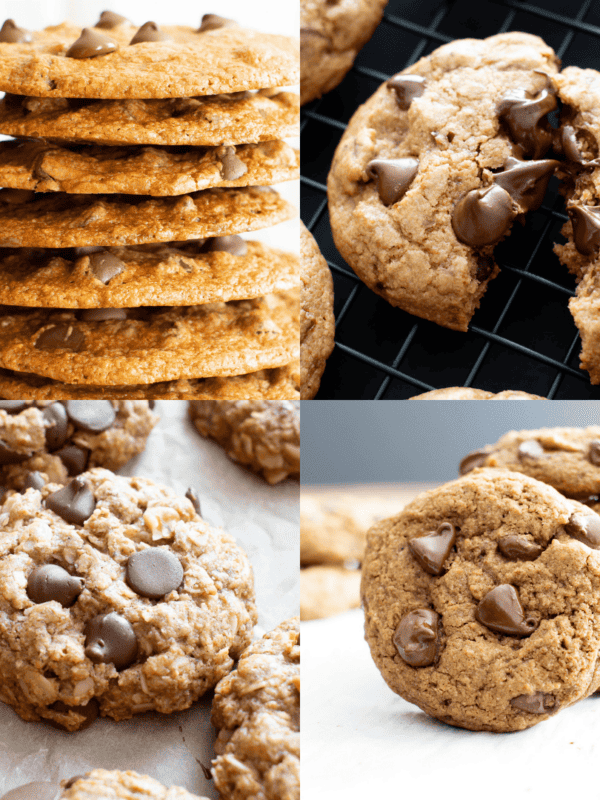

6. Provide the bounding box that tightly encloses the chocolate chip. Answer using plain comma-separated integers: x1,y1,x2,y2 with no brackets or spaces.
84,612,138,670
198,14,237,32
493,157,558,213
27,564,83,607
452,184,516,248
47,699,98,731
35,324,85,352
88,251,125,284
63,775,87,789
66,28,118,59
475,254,495,282
126,548,184,599
568,205,600,257
24,471,45,491
205,236,248,256
475,584,539,637
0,783,58,800
510,692,558,714
95,11,129,29
186,487,201,515
589,441,600,466
0,19,32,43
393,609,440,667
386,74,426,110
409,522,456,576
0,401,28,413
219,146,247,181
558,124,600,167
129,21,170,44
80,308,128,322
564,512,600,548
42,402,69,451
46,477,95,526
0,441,27,465
54,444,90,476
365,158,419,206
497,83,557,159
0,189,35,204
459,448,490,475
72,246,104,257
518,439,544,460
498,534,543,561
65,400,116,433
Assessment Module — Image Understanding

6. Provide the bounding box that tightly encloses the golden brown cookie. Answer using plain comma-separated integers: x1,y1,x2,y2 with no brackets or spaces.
0,91,299,147
0,138,299,196
0,21,299,99
0,186,295,248
0,240,299,308
60,769,207,799
300,565,361,620
0,290,299,386
300,221,334,399
410,387,546,399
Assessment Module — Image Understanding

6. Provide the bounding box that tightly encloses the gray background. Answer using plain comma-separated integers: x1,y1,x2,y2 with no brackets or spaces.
301,401,600,485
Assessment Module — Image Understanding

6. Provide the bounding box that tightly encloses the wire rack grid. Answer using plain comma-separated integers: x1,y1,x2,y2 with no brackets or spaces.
301,0,600,399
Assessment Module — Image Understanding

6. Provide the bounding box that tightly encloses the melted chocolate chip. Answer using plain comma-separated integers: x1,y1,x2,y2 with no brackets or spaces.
518,439,544,460
35,324,85,352
87,251,126,284
409,522,456,576
65,400,116,433
126,548,184,599
564,512,600,548
393,609,440,667
589,441,600,466
493,157,558,213
80,308,128,321
475,254,495,282
386,74,426,110
498,534,543,561
365,158,419,206
0,189,35,204
47,699,98,731
42,402,69,451
0,441,27,465
510,692,558,714
84,612,138,670
66,28,118,59
205,235,248,256
186,487,201,515
219,147,247,181
55,444,90,476
95,11,129,29
130,21,170,44
0,19,32,43
558,124,600,167
459,448,490,475
0,783,58,800
568,205,600,257
0,401,28,413
24,471,45,491
198,14,237,32
63,776,87,789
46,477,95,526
452,184,516,248
27,564,83,607
497,83,557,159
475,584,539,637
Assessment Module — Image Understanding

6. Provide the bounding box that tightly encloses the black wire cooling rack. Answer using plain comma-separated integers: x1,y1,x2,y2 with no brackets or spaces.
301,0,600,399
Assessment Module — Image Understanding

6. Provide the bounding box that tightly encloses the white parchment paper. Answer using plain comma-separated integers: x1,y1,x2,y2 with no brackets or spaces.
0,400,299,795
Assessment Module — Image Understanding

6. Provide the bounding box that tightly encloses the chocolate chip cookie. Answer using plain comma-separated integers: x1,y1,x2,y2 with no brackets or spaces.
300,222,334,399
301,0,388,105
211,618,299,800
0,468,257,731
328,32,559,330
410,387,546,399
361,468,600,731
189,400,300,484
301,565,361,620
59,770,207,799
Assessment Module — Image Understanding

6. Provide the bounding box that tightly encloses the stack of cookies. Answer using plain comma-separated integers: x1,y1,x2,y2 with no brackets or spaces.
0,13,300,400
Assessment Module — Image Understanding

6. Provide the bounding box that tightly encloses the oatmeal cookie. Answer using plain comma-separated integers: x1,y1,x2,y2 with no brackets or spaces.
189,400,300,484
211,618,299,800
300,565,361,620
59,770,207,799
361,468,600,731
0,468,257,731
410,387,545,399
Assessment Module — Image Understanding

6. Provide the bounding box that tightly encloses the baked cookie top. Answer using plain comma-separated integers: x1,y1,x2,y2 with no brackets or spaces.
410,387,545,399
0,187,295,248
0,240,299,308
0,20,299,99
300,222,334,400
0,91,299,147
361,468,600,732
0,468,257,731
190,400,300,484
211,617,300,800
459,426,600,499
0,139,299,196
0,362,301,402
328,32,559,331
0,290,299,386
60,769,206,800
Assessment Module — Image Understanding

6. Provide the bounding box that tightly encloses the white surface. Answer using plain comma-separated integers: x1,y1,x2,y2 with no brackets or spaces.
0,401,299,795
303,610,600,800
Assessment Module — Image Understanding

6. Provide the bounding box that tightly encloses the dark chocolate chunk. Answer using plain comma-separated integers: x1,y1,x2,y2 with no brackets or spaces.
24,471,45,491
0,440,27,465
589,440,600,466
219,146,247,181
95,11,129,29
518,439,544,460
54,444,89,476
80,308,128,321
126,548,184,599
186,487,201,515
129,21,170,44
0,401,28,413
386,74,426,110
498,534,543,561
0,19,32,43
87,251,125,284
493,157,558,213
568,205,600,257
557,124,600,167
459,448,490,475
35,324,85,352
475,254,495,282
46,477,95,526
409,522,456,576
497,83,557,158
198,14,237,32
47,698,98,731
205,235,248,256
65,400,116,433
564,512,600,549
27,564,83,607
365,158,419,206
510,692,558,714
66,28,118,58
475,584,539,637
42,402,69,451
393,609,440,667
84,612,138,670
452,184,516,248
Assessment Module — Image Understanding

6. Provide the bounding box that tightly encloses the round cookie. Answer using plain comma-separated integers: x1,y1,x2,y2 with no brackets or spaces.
328,33,560,331
300,221,334,399
301,0,388,105
189,400,300,484
361,468,600,732
0,468,257,731
459,426,600,499
410,387,546,399
211,618,299,800
300,565,361,620
58,770,207,800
